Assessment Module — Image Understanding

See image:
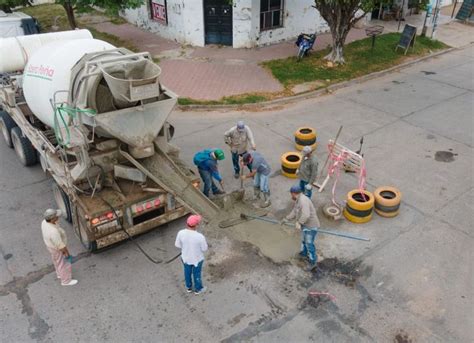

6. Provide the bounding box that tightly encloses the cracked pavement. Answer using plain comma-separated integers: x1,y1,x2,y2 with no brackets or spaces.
1,45,473,342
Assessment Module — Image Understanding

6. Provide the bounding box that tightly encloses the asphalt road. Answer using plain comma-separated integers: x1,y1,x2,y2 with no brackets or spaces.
1,45,473,342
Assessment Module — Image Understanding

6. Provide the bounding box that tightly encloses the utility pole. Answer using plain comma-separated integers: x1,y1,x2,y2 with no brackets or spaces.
431,0,441,39
421,3,432,37
397,0,406,32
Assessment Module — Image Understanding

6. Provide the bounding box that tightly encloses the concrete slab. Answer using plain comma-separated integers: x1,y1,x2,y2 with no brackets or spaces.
0,293,33,342
362,218,473,342
403,91,473,146
360,120,473,215
337,73,467,117
435,187,474,235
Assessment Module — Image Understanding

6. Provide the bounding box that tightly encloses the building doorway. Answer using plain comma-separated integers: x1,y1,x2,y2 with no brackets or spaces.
204,0,233,46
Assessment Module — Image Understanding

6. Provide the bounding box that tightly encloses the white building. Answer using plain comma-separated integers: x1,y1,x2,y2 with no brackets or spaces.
122,0,329,48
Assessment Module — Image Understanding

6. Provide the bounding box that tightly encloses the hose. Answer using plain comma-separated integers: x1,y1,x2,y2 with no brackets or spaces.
53,104,96,146
84,164,181,264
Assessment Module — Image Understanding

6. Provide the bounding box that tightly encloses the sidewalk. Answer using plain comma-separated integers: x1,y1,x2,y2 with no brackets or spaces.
90,17,473,101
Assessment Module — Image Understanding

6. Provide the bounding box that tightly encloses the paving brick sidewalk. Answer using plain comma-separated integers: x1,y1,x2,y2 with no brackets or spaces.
91,21,368,100
90,17,471,100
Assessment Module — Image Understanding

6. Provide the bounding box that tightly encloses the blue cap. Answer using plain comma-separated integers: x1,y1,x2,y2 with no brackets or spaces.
237,121,245,130
290,185,301,193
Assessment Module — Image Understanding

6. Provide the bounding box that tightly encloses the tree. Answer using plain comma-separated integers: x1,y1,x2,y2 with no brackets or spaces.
0,0,31,13
55,0,144,29
313,0,377,64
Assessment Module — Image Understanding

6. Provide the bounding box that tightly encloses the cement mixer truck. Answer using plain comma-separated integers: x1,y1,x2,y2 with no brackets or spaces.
0,30,219,251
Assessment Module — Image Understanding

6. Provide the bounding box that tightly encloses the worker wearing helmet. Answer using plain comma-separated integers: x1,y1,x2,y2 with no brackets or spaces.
241,151,271,207
193,148,225,197
41,209,78,286
224,120,256,179
297,146,318,198
282,185,321,271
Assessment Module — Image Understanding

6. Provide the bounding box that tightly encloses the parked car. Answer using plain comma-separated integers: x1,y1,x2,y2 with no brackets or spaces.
0,10,39,38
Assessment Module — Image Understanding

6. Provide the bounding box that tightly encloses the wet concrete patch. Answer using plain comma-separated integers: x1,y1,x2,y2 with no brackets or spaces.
434,150,457,162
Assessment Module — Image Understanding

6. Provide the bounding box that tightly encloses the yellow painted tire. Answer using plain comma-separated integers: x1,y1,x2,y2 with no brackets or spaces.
295,142,318,151
281,152,301,179
374,186,401,218
374,186,401,207
346,189,374,211
375,208,400,218
294,127,317,151
343,208,373,223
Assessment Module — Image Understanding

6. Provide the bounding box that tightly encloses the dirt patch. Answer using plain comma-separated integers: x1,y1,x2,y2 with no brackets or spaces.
316,258,372,287
434,151,457,162
394,329,413,343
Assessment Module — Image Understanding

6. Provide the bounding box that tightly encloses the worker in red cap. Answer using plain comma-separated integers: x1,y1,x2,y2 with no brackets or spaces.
175,214,208,294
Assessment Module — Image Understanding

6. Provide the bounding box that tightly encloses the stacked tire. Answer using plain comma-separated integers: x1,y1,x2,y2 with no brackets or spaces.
343,189,374,224
294,127,317,151
374,186,401,218
281,152,301,178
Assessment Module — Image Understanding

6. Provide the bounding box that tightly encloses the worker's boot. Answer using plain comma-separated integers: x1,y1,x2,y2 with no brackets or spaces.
260,192,271,208
253,187,261,200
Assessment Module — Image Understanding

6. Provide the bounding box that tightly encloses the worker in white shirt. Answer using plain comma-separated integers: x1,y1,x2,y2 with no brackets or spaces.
175,215,208,295
41,209,78,286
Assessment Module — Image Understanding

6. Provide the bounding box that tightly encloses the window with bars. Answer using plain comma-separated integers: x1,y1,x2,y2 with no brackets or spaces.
260,0,284,31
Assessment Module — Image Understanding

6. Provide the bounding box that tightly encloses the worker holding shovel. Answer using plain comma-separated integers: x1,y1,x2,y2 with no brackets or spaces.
193,148,226,198
241,151,271,207
282,185,321,271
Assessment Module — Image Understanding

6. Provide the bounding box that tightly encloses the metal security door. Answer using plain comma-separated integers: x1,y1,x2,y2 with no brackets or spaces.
204,0,233,46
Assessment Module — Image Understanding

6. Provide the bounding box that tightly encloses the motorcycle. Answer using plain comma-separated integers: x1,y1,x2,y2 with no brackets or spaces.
295,33,317,61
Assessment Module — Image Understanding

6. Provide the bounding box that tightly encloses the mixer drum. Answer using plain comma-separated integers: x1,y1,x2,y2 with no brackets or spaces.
22,39,116,129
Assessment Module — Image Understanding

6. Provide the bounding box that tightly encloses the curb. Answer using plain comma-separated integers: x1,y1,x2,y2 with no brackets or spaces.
177,47,459,111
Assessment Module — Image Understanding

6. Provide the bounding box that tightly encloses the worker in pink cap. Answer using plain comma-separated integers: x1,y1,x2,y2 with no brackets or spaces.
175,214,208,294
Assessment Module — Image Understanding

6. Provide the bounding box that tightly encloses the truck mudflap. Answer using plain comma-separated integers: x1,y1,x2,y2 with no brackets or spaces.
94,206,188,250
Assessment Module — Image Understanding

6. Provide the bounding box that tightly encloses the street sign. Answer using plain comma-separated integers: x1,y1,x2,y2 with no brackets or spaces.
396,24,417,55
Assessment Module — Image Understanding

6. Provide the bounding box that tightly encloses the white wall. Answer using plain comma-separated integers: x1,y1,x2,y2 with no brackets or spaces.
122,0,205,47
254,0,328,47
122,0,329,49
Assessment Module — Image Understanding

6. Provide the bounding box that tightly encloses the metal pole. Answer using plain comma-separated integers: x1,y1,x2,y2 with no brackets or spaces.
398,0,406,32
451,0,458,18
431,0,441,39
242,214,371,242
421,5,431,37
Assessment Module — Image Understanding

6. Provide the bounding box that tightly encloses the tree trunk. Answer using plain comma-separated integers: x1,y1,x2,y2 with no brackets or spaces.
325,26,350,64
63,2,77,30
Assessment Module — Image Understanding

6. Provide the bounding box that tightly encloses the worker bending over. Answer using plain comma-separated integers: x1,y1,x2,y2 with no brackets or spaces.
224,121,256,179
193,148,225,197
241,151,271,207
298,146,318,198
283,186,321,271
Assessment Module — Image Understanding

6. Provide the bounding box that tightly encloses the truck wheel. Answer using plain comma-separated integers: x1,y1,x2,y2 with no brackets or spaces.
11,127,37,166
52,182,72,223
0,111,17,148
